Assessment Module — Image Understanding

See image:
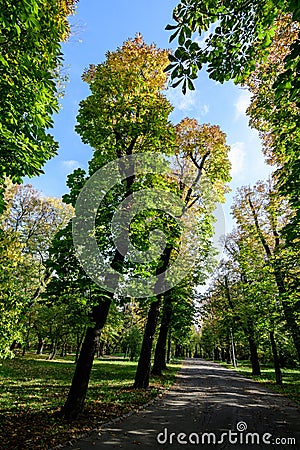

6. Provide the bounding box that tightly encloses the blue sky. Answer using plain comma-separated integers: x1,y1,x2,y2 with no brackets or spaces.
25,0,272,233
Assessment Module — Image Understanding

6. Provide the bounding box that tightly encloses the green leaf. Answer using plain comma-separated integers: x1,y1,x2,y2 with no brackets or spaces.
187,78,195,91
165,24,178,31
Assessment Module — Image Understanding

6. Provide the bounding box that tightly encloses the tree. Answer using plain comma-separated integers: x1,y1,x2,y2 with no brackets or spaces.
53,35,175,420
0,0,77,212
133,117,231,388
232,180,300,360
0,183,72,357
0,228,32,358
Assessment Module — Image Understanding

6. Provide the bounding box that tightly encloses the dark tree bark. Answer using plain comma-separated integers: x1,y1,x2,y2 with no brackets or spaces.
75,327,86,363
214,347,221,361
246,321,261,375
221,347,226,362
248,334,261,375
134,246,172,389
152,291,173,375
166,331,172,363
133,298,161,388
60,339,67,357
60,164,136,420
60,298,111,420
273,269,300,361
10,340,20,351
270,330,282,385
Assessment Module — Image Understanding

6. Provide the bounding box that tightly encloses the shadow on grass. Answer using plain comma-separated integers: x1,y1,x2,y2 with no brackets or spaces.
0,356,180,449
218,360,300,404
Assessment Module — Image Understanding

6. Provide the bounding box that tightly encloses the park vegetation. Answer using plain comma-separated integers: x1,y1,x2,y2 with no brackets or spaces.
0,0,299,448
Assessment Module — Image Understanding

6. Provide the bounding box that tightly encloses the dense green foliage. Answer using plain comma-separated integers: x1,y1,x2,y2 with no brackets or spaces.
0,183,72,358
199,180,299,383
168,1,300,244
0,0,76,211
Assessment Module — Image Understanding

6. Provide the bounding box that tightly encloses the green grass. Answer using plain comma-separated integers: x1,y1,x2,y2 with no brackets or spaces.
0,354,181,450
219,360,300,404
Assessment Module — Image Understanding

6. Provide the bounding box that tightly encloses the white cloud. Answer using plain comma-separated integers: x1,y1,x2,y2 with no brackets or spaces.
167,87,209,116
167,87,198,111
234,90,252,119
201,104,210,116
229,142,246,177
61,160,80,172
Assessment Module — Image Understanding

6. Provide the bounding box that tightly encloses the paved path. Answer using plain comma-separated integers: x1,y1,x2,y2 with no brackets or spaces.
63,359,300,449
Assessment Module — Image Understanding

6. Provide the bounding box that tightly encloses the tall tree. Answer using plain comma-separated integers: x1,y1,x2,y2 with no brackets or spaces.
54,35,175,419
133,117,231,388
232,180,300,360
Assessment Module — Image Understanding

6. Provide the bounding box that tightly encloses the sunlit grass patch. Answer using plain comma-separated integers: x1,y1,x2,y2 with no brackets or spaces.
0,355,181,449
219,360,300,404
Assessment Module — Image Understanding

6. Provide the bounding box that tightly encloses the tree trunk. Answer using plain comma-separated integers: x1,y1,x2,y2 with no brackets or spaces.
214,347,220,361
134,246,172,388
246,322,261,375
36,337,44,355
48,340,57,360
60,340,67,357
279,292,300,360
230,329,237,368
133,298,161,388
60,162,136,419
152,292,172,375
221,348,226,362
248,334,261,375
270,330,282,385
166,331,172,363
60,298,111,420
10,340,19,351
75,328,85,363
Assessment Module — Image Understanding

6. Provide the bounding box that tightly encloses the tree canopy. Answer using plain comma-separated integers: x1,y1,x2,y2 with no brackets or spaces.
167,1,300,246
0,0,77,212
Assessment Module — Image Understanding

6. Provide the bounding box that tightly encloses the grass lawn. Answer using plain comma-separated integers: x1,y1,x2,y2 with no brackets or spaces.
0,354,181,449
219,360,300,404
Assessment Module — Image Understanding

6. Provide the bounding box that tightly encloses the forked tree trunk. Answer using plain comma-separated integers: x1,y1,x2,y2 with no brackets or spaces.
152,292,172,375
133,246,172,389
133,298,161,388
